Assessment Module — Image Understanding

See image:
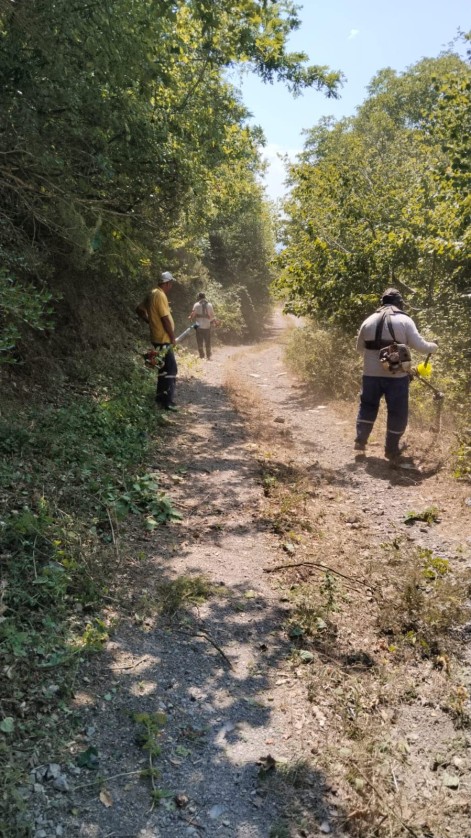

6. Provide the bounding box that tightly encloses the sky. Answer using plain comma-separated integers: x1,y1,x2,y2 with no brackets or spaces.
238,0,469,201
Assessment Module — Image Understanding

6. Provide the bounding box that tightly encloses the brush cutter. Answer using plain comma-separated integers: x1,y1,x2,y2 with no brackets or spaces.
409,354,445,435
410,354,444,401
141,323,200,368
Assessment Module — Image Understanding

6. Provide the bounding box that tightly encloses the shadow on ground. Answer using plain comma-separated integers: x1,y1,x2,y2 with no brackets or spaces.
36,370,349,837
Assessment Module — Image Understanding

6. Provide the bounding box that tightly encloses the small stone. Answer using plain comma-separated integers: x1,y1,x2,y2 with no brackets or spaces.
33,783,45,794
46,763,62,780
35,831,47,838
174,794,189,808
452,756,466,771
52,775,70,793
442,772,460,789
56,827,64,837
320,821,331,834
208,804,226,819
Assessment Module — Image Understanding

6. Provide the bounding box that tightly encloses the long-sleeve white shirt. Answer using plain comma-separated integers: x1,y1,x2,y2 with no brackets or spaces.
191,300,215,330
356,307,438,377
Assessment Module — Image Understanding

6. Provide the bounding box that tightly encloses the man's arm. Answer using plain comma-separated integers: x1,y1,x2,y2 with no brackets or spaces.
405,320,438,355
356,324,366,353
161,314,176,345
135,300,149,322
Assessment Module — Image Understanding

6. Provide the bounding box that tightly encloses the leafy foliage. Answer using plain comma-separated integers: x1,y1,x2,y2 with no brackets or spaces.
0,0,340,358
284,320,362,399
0,271,54,361
274,49,471,465
0,360,178,832
275,53,471,326
378,544,470,657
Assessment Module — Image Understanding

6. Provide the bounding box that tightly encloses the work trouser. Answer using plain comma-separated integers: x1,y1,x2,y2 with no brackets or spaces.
356,375,409,454
153,344,177,407
196,327,211,359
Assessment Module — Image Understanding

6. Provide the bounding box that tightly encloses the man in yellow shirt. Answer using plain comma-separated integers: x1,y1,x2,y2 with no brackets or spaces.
136,271,178,411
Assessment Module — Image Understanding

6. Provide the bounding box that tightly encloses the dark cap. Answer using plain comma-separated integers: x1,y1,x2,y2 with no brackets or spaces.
381,287,404,308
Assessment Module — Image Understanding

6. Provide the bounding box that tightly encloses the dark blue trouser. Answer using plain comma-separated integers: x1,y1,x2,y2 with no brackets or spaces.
153,344,177,407
356,375,409,453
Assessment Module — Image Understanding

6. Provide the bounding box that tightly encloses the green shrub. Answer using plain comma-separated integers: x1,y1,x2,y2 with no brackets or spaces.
454,424,471,479
0,270,55,362
285,320,362,399
0,358,179,831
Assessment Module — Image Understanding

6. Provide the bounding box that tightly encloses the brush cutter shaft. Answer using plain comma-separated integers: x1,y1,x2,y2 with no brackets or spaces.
175,323,199,343
411,369,444,400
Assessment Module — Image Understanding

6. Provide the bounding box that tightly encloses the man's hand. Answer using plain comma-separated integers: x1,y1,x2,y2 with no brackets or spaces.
161,314,176,345
135,303,149,323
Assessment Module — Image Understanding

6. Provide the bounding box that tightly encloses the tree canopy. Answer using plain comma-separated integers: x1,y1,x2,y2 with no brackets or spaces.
0,0,341,355
274,51,471,332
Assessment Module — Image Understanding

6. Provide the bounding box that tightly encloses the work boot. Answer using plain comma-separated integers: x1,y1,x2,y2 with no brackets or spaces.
354,439,366,451
385,447,405,464
385,439,408,461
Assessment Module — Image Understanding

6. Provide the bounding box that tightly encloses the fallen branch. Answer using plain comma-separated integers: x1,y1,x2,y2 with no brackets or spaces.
112,657,149,672
106,506,120,565
176,627,234,670
263,561,375,592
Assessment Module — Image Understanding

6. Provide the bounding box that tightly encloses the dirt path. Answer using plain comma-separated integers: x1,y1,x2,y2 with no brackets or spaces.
32,313,470,838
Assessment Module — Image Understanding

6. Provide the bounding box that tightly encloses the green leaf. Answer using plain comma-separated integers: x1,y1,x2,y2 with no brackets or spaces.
76,746,99,769
0,717,15,734
299,650,314,663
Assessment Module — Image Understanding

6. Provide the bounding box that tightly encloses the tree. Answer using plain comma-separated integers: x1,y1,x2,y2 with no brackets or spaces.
274,53,471,331
0,0,341,359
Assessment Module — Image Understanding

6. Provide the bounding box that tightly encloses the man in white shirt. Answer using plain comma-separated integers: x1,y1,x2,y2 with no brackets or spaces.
355,288,438,461
189,292,216,360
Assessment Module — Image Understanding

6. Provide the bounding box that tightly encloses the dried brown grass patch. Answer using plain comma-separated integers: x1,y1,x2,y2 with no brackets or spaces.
224,347,471,838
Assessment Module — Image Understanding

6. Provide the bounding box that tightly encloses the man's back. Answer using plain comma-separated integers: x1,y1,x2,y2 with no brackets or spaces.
357,307,437,377
192,299,214,329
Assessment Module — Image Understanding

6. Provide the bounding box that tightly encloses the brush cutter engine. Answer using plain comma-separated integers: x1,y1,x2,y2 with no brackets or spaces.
379,341,412,374
140,323,200,368
365,308,412,374
143,350,161,368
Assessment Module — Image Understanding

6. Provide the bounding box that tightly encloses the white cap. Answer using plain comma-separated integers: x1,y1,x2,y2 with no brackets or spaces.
159,271,174,284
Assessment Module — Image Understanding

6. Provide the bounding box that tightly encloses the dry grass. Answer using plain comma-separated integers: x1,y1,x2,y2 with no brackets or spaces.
224,355,471,838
